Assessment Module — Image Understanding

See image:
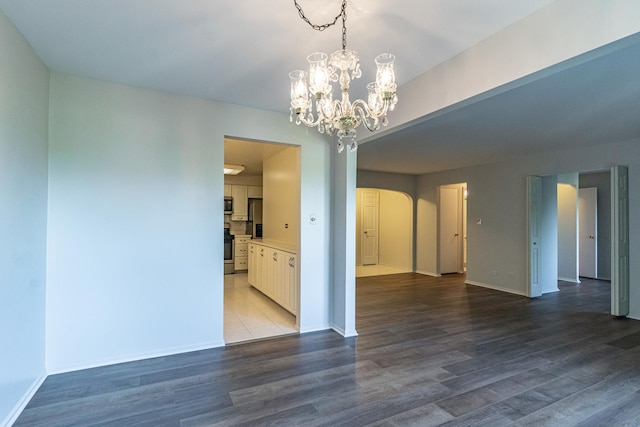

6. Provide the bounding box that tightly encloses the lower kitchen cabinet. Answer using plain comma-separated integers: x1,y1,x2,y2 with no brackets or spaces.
247,242,297,315
280,253,297,314
233,235,251,271
248,243,256,285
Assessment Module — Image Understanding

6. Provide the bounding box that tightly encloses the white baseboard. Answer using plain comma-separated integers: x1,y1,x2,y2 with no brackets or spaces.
378,263,412,271
331,325,358,338
47,340,226,375
298,325,331,334
558,277,581,283
465,280,528,296
2,372,47,427
415,270,440,277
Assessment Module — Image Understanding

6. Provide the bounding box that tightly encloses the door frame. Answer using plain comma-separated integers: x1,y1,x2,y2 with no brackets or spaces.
437,183,467,275
526,167,629,317
611,166,629,316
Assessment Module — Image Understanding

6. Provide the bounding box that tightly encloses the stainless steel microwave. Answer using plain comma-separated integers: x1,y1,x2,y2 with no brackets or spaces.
224,197,232,214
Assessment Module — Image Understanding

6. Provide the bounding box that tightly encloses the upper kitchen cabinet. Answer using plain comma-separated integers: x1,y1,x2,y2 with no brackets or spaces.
247,186,263,199
224,185,232,197
231,185,248,221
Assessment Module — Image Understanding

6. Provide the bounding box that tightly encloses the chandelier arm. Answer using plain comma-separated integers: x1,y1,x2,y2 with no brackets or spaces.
351,98,390,120
322,98,342,121
297,112,324,128
352,103,380,132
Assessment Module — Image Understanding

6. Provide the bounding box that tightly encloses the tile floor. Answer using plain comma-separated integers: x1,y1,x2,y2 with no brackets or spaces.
224,264,409,343
224,272,297,344
356,264,410,277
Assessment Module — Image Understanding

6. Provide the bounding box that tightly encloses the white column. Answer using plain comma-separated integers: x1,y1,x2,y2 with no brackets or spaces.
331,147,358,337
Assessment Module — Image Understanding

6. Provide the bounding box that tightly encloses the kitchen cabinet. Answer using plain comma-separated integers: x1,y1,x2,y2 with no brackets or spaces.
231,185,248,220
224,184,232,197
234,235,251,271
247,242,297,315
256,246,266,294
280,253,297,314
229,185,260,220
247,186,263,199
268,249,280,303
248,243,256,284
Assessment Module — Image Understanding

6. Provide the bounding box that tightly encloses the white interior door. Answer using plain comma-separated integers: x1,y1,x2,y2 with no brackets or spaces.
527,176,542,297
361,190,379,266
439,186,462,274
611,166,629,317
579,187,598,279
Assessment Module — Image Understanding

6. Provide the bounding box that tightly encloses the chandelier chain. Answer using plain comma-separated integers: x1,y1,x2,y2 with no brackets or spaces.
341,5,347,50
293,0,348,49
289,0,397,153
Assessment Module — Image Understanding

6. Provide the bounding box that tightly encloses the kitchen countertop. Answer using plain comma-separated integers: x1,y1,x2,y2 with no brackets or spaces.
250,239,297,253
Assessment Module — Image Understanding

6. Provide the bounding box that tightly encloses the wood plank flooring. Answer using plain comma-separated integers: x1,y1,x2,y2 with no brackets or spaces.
14,274,640,426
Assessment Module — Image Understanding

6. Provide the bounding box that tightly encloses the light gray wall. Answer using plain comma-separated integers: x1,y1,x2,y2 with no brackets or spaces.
46,73,334,373
0,10,49,425
415,138,640,320
417,165,526,286
580,171,611,280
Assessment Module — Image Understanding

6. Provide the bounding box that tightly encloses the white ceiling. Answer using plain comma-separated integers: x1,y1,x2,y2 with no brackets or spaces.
3,0,636,176
224,137,289,177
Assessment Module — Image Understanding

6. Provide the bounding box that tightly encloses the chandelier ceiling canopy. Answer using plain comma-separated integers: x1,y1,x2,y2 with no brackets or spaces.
289,0,398,153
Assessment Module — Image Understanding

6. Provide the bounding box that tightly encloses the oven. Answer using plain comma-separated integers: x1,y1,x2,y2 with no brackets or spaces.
224,224,234,274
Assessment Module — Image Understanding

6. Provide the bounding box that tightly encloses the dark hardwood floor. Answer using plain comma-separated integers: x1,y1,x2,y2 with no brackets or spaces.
14,274,640,426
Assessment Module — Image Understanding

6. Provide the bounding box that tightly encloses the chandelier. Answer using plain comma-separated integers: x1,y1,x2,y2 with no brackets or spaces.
289,0,398,153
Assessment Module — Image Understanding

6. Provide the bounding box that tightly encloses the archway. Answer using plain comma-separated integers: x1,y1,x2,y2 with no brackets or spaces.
355,188,413,277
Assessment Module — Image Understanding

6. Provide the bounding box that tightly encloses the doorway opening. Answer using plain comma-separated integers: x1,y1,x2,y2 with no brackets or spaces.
438,183,468,275
223,137,300,343
527,167,629,316
355,188,413,277
578,171,611,281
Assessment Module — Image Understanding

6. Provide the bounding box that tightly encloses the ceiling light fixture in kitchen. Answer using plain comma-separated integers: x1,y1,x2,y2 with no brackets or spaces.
288,0,398,153
223,164,245,175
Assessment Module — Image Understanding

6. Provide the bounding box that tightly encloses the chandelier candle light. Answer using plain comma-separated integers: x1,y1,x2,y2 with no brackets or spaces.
289,0,398,153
